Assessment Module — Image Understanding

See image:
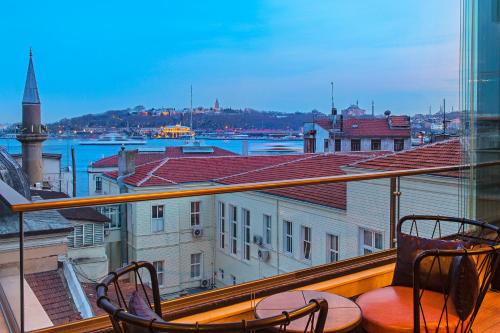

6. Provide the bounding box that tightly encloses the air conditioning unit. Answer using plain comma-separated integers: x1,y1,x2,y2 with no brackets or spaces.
200,278,210,288
253,235,263,246
258,249,271,262
192,226,203,238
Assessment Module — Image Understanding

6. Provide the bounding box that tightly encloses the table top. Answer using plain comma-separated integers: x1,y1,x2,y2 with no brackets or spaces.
254,290,362,333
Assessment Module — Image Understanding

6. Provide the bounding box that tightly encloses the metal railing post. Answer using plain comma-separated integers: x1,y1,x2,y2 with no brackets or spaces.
19,212,24,333
389,178,401,248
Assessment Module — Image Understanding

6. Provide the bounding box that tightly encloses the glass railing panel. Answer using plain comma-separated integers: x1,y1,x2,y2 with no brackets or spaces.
0,212,22,332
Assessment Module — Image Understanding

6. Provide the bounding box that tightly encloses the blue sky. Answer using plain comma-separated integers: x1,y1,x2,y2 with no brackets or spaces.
0,1,460,122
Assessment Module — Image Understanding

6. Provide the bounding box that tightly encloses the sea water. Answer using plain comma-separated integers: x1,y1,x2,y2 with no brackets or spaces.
0,138,303,196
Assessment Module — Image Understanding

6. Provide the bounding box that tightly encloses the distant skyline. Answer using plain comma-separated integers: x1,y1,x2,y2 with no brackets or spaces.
0,1,460,123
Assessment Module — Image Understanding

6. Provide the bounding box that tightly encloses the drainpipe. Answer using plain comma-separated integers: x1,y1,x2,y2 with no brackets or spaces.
117,147,137,267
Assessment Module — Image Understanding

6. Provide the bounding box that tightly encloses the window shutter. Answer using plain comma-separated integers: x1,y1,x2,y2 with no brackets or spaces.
94,224,104,244
75,225,84,247
84,224,94,246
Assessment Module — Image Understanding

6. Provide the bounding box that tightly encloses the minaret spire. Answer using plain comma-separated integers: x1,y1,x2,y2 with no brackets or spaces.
17,49,47,187
23,48,40,104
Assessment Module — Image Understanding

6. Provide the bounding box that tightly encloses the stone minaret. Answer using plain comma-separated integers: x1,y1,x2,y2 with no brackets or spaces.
16,49,47,187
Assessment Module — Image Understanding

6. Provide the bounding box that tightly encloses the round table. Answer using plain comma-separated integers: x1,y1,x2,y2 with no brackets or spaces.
254,290,362,333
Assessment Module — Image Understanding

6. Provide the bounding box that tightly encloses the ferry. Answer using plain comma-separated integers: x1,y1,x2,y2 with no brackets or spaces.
79,132,146,145
250,143,303,154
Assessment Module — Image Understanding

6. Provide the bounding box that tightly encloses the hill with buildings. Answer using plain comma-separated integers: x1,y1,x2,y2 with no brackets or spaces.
47,106,321,133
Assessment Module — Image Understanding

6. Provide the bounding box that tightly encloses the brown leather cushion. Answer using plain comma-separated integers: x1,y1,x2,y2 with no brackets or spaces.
127,291,163,333
392,233,463,292
356,286,463,333
449,255,479,320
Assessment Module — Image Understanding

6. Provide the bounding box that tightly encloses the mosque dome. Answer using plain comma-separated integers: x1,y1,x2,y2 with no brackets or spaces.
0,147,31,203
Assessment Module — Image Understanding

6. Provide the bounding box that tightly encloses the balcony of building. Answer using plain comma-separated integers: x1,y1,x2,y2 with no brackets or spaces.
0,144,499,333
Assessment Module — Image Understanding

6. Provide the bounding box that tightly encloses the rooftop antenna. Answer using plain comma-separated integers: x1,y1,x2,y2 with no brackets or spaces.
190,84,193,136
443,98,446,135
371,100,375,117
331,82,335,110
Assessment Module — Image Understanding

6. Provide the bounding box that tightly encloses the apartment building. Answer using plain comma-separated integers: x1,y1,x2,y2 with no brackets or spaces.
303,115,411,153
91,140,462,295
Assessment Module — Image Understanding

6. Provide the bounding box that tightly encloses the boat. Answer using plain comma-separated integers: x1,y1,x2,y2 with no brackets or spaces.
250,143,303,154
79,132,146,145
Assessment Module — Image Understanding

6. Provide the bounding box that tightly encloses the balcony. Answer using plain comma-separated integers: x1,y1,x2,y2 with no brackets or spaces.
0,141,499,332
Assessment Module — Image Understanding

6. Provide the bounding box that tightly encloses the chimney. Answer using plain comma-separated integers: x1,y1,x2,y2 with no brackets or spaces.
118,148,137,176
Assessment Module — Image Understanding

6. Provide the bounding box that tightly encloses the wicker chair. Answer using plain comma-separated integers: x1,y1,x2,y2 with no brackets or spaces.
96,261,329,333
356,215,500,333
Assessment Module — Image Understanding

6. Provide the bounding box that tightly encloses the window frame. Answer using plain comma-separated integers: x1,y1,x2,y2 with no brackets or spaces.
334,138,342,152
95,176,102,192
190,253,202,279
151,204,165,233
190,201,201,226
360,228,383,255
351,139,361,151
323,139,329,151
242,208,251,261
229,205,238,256
394,138,405,152
153,260,164,287
326,233,339,263
218,201,226,249
283,220,293,255
263,214,272,247
370,139,381,151
301,226,312,261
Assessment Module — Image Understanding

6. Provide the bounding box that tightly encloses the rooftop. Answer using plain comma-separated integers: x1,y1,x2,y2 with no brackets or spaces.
25,270,82,326
312,116,410,138
349,139,461,173
31,190,110,223
91,146,237,168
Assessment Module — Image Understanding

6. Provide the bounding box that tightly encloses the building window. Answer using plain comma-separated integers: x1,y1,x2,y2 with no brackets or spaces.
334,139,341,152
231,275,237,285
326,234,339,263
371,139,381,151
153,261,164,287
283,220,293,254
218,268,224,280
190,253,202,279
360,229,383,255
351,139,361,151
218,202,225,249
95,176,102,192
98,205,120,229
68,223,104,248
394,138,405,152
190,201,201,226
324,139,329,151
301,226,312,260
230,205,238,255
151,205,164,233
263,214,272,246
242,209,251,260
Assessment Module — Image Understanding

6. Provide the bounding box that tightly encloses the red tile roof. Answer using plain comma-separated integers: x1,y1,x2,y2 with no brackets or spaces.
106,154,308,187
312,117,410,138
315,118,334,131
91,146,237,168
104,152,386,209
340,118,410,137
217,153,379,209
348,139,462,174
31,190,110,223
25,270,82,325
389,115,411,127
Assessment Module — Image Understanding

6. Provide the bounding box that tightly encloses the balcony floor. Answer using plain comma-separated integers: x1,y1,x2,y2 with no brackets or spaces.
473,290,500,332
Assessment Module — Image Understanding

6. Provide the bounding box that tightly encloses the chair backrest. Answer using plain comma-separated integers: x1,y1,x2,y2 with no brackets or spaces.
96,261,329,333
397,215,500,333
